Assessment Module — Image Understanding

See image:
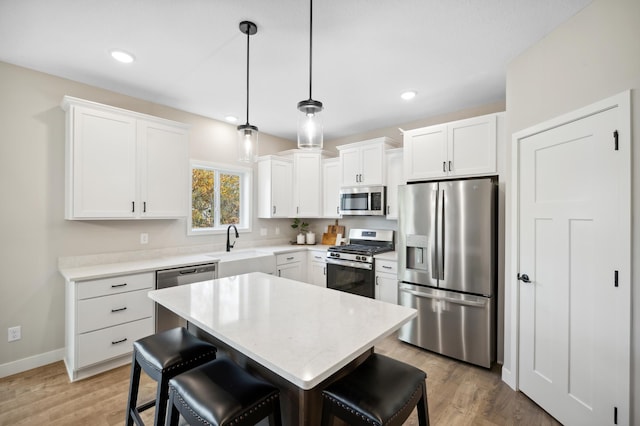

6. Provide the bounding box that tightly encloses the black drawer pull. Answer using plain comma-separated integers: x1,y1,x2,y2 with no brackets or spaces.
111,283,127,288
111,338,128,345
382,265,392,269
286,256,294,260
111,307,127,313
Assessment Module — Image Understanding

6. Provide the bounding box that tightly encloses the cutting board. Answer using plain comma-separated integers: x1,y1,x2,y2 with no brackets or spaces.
323,221,345,245
327,221,345,237
321,233,337,245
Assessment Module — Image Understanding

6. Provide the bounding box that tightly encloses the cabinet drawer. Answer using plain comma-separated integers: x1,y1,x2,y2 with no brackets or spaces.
307,251,327,263
375,259,398,274
77,317,154,368
77,272,154,300
77,289,153,333
276,251,305,265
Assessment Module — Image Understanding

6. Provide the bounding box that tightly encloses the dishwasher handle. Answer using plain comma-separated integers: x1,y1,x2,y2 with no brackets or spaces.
400,287,487,308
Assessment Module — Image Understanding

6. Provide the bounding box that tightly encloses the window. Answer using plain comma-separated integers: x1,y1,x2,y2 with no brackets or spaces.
189,161,252,235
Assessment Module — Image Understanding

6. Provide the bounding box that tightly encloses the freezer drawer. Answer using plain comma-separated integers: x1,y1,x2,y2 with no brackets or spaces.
398,283,495,368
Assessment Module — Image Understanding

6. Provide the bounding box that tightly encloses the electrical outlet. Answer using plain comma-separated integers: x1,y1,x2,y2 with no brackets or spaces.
140,233,149,244
8,326,21,342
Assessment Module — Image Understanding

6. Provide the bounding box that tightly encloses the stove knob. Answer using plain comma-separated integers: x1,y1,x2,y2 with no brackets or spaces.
356,256,361,261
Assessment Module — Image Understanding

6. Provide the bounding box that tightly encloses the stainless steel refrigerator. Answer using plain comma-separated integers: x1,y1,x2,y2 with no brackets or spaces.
397,177,497,368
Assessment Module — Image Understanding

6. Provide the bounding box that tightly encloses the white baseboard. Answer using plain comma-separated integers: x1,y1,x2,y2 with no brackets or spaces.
0,348,64,379
501,365,517,390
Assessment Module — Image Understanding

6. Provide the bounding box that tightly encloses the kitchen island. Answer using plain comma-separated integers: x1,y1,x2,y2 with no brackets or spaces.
148,272,417,425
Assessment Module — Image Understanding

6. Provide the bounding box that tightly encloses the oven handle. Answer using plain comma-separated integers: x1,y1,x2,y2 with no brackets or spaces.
325,258,373,270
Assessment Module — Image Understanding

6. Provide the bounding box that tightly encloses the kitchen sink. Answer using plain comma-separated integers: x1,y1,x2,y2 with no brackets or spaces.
207,250,276,278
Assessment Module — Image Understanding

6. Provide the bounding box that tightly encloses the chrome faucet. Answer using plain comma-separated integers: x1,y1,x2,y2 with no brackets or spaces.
226,224,239,251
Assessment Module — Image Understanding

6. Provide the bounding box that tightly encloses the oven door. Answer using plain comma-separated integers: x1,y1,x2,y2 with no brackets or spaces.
326,259,375,298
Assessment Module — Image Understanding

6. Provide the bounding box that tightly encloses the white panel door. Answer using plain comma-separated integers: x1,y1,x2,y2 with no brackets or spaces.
518,106,629,425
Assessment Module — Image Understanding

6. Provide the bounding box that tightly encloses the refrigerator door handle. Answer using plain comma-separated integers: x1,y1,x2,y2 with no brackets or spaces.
430,189,439,280
437,189,445,280
400,288,487,308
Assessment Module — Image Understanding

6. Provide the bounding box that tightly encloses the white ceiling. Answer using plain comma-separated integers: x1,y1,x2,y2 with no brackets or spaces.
0,0,592,142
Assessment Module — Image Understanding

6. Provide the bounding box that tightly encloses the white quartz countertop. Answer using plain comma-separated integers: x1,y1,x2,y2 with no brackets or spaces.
59,245,333,281
374,251,397,261
148,272,416,390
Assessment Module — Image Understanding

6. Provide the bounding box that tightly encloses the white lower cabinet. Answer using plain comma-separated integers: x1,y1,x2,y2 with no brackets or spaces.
307,251,327,287
276,251,306,281
65,272,155,381
375,259,398,304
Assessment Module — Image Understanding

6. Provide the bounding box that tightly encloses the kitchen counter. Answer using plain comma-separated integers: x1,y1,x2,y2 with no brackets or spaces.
148,272,416,424
58,244,333,281
375,251,398,261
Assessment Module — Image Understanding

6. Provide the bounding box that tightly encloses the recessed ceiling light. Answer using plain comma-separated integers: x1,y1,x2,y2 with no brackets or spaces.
110,49,135,64
225,115,238,123
401,91,417,101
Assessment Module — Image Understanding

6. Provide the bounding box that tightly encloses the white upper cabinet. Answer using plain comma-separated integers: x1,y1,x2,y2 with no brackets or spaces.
322,158,341,218
257,156,293,218
404,113,500,181
337,137,398,187
62,96,189,220
385,148,403,219
292,151,323,217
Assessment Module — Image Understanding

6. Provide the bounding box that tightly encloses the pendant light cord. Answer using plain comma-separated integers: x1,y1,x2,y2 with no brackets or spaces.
308,0,313,101
245,27,251,125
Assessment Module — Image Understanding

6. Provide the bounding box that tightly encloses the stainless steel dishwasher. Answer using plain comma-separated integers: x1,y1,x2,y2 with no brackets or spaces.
155,263,217,332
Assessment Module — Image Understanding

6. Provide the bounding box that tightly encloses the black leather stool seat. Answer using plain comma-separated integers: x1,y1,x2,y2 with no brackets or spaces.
321,353,429,426
167,358,282,426
126,327,218,426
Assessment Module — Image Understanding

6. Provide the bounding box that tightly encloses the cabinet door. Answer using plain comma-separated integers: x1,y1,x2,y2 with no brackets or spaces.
340,147,361,186
138,120,189,218
375,273,398,304
294,153,322,217
71,106,137,218
385,150,403,219
309,261,327,287
448,115,497,177
323,159,341,218
360,143,385,185
403,124,447,181
272,160,293,217
277,262,303,281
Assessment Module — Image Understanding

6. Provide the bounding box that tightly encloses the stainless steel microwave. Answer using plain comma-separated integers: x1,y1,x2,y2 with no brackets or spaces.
339,186,386,216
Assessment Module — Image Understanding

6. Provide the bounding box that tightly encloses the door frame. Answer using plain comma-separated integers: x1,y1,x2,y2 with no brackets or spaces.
503,91,631,403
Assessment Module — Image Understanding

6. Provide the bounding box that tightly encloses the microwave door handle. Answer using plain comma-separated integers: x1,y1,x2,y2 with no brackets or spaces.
431,189,438,280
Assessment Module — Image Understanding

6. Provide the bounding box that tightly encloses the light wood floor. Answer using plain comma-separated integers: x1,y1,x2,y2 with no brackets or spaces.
0,336,560,425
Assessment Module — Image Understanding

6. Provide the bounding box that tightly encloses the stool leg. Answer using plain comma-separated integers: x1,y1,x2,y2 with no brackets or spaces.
126,352,142,426
268,397,283,426
153,376,171,426
320,400,334,426
417,383,430,426
167,388,180,426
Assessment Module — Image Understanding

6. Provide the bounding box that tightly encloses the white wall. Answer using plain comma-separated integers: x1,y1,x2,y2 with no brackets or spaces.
502,0,640,421
0,61,296,371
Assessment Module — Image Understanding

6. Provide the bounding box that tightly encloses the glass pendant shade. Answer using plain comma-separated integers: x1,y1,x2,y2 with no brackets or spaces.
237,124,258,163
297,100,323,149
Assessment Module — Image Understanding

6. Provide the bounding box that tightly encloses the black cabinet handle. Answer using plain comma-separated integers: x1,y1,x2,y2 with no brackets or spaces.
111,338,128,345
111,283,127,288
132,201,135,212
442,162,446,172
111,307,127,313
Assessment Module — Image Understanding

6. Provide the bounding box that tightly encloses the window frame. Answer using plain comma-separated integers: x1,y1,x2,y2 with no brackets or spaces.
188,160,252,236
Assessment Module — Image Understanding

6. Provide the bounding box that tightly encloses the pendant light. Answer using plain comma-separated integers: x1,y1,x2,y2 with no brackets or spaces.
237,21,258,162
297,0,323,149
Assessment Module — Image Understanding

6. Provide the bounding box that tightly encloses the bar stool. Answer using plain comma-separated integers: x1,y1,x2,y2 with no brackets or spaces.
167,357,282,426
125,327,218,426
321,353,429,426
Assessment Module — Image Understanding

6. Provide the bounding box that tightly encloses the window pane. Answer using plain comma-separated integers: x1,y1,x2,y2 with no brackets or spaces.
192,168,215,228
220,173,240,225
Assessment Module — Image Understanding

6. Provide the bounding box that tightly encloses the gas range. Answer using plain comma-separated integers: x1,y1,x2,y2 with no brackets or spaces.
327,229,394,265
326,229,394,298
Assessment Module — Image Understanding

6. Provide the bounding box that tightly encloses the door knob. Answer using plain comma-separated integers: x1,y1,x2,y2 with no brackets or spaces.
517,273,531,283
